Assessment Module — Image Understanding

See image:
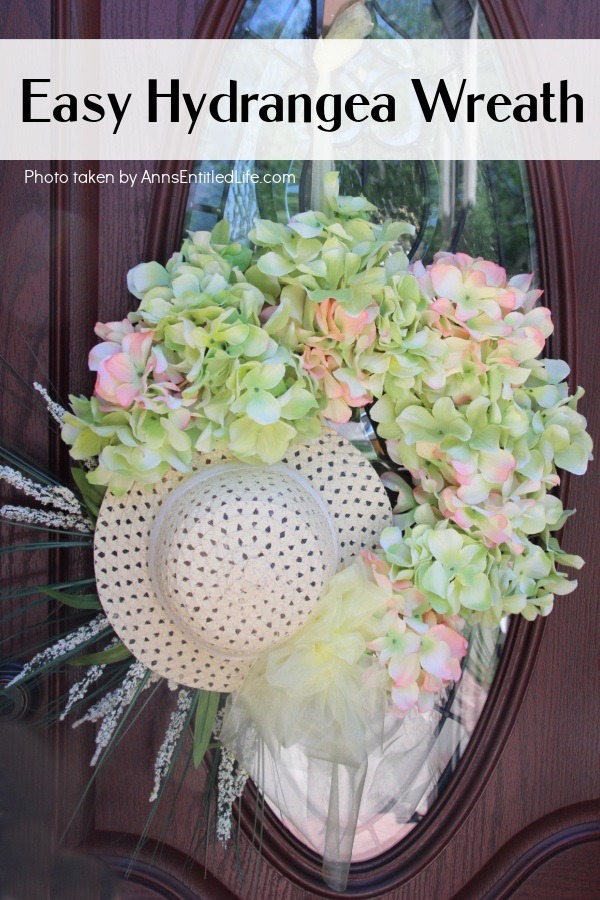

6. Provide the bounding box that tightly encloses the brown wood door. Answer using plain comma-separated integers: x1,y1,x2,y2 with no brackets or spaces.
1,1,599,898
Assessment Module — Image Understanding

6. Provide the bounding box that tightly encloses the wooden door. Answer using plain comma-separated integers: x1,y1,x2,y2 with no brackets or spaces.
1,1,598,898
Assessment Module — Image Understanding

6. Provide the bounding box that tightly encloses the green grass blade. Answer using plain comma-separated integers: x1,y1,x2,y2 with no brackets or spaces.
38,586,100,611
0,540,92,556
125,693,197,876
151,743,195,866
0,444,63,487
193,690,220,768
60,673,159,843
70,467,105,520
69,642,131,666
0,578,96,603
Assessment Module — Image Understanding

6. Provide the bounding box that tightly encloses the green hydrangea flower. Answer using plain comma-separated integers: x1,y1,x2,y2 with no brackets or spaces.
60,174,592,668
249,173,415,318
374,512,582,624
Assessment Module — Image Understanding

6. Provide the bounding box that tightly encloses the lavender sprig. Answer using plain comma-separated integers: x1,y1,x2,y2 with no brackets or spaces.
149,688,194,802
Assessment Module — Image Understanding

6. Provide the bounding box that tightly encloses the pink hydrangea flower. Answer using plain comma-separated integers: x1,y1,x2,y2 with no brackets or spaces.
440,485,513,547
90,328,183,411
301,344,337,382
361,549,424,613
313,299,378,351
301,344,372,423
93,318,135,344
367,604,468,717
413,252,545,346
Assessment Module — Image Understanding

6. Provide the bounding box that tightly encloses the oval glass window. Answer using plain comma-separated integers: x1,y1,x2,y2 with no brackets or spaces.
181,0,537,863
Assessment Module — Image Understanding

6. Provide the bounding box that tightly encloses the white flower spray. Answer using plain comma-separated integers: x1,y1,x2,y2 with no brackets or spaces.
149,688,194,802
60,664,106,721
0,464,90,532
74,661,158,766
214,709,248,845
32,382,97,471
59,637,122,721
33,381,67,425
0,503,91,534
6,614,109,687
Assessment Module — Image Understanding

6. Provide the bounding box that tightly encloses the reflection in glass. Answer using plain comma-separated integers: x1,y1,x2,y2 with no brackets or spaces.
184,159,536,278
181,0,537,863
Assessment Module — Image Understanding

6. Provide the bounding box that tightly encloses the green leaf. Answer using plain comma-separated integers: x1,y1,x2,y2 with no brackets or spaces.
71,466,106,520
193,690,220,768
385,251,409,279
308,288,354,304
38,585,101,610
244,265,281,301
0,445,63,487
245,391,281,425
0,578,96,604
0,540,91,556
69,642,132,666
210,219,230,245
223,245,252,272
71,429,104,460
250,219,289,246
256,252,295,277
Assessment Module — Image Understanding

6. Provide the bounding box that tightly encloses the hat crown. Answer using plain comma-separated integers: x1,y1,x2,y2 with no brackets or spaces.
149,463,338,660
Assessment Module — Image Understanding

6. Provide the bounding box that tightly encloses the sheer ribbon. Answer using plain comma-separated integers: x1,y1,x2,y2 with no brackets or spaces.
220,561,440,891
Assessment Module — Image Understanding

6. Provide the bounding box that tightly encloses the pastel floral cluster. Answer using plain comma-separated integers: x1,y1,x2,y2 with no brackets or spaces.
60,175,592,719
62,174,443,492
368,253,590,591
362,533,467,715
62,223,322,492
372,253,591,536
253,176,447,423
359,250,591,713
367,607,467,716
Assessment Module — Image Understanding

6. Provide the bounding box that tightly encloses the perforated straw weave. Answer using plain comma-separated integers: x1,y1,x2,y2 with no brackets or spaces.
94,428,391,691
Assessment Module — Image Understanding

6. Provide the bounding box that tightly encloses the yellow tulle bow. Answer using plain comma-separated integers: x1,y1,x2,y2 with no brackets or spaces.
222,559,391,767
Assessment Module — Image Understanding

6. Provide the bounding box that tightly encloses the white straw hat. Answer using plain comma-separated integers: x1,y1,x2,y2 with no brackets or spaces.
94,428,391,691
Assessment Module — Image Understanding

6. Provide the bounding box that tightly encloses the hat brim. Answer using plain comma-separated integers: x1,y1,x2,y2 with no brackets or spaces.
93,428,391,691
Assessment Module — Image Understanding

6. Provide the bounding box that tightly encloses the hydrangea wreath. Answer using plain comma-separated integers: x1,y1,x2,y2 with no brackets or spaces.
2,173,592,855
61,172,591,717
